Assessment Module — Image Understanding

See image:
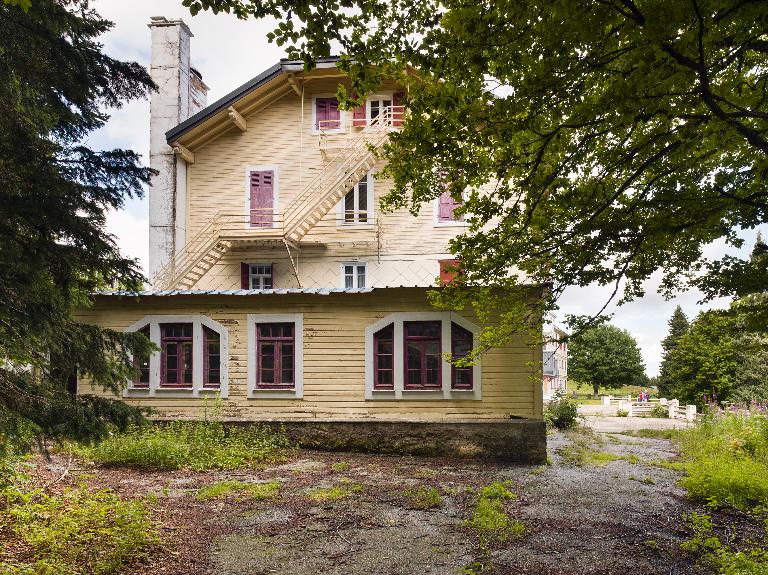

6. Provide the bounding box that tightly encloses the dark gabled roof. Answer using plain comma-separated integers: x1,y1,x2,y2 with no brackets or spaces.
165,56,342,143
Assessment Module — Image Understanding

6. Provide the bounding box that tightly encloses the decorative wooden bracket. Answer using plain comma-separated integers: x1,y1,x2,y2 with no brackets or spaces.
227,106,247,132
172,143,195,164
286,73,303,97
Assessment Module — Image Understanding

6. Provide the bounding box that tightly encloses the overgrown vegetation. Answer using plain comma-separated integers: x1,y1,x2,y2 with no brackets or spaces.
0,469,159,574
544,391,580,430
681,512,768,575
196,480,280,501
83,420,292,471
650,404,669,419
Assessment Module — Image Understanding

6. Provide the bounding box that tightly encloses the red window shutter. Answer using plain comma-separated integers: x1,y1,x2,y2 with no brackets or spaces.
392,92,405,126
241,262,250,289
439,259,462,285
316,97,340,129
353,103,367,127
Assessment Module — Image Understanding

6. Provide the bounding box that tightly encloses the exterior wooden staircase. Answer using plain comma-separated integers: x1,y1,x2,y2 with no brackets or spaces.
150,107,399,290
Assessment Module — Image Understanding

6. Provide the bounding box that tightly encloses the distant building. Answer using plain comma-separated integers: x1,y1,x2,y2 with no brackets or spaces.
543,324,568,401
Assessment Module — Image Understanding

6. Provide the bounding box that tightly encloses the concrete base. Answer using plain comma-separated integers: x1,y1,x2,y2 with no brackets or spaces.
256,419,547,463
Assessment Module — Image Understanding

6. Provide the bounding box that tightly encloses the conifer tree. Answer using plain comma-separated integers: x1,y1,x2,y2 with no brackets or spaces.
0,0,155,454
657,306,690,397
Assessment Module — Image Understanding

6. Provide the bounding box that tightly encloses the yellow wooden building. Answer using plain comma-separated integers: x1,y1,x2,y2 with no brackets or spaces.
77,17,545,461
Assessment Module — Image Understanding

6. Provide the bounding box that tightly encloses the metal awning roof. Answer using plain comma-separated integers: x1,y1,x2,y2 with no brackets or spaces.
94,287,378,297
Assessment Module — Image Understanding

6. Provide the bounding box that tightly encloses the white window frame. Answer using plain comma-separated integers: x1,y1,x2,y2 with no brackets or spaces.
364,312,481,400
341,261,367,289
433,190,469,228
336,170,374,227
243,165,279,229
248,263,274,289
124,315,229,398
247,313,304,399
366,92,394,123
311,94,346,135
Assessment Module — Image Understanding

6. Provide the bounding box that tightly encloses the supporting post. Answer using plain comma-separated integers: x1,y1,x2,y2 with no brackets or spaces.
283,239,302,288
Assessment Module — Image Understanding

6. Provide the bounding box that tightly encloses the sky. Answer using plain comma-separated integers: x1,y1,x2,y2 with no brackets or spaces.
90,0,760,377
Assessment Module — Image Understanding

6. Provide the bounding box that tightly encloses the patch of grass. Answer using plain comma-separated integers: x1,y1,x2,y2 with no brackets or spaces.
558,428,630,467
641,476,656,485
649,459,686,471
413,468,437,479
196,480,280,501
404,485,442,509
307,481,363,501
330,462,349,473
1,476,159,575
84,420,292,471
465,481,524,545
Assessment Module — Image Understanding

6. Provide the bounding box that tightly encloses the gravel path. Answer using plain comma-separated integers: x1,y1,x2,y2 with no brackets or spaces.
32,429,709,575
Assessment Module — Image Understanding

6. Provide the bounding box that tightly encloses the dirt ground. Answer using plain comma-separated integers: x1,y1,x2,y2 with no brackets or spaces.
33,429,713,575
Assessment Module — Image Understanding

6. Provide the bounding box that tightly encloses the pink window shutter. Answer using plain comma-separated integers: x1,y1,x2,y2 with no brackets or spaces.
241,262,250,289
249,170,274,227
438,191,464,222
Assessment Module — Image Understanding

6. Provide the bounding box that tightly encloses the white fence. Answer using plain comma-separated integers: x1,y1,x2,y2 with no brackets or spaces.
602,395,697,421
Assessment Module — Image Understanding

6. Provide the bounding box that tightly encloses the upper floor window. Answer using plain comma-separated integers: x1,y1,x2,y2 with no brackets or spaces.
369,96,392,122
315,97,341,131
342,173,372,225
342,262,367,289
241,262,273,290
437,191,464,223
125,315,229,398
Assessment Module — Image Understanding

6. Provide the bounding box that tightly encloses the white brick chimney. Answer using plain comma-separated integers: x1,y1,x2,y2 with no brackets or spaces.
147,16,209,281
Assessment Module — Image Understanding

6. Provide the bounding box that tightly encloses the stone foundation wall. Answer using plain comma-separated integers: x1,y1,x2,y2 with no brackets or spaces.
255,419,547,463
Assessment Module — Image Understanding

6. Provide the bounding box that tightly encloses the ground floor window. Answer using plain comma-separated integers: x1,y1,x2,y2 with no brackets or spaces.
365,312,481,400
256,323,295,389
247,313,304,398
125,315,229,398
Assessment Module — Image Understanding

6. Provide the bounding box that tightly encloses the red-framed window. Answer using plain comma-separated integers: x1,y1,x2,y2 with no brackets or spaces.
256,323,295,389
160,323,193,387
203,326,221,389
373,323,394,389
404,321,442,389
451,322,473,390
315,97,340,130
133,325,150,388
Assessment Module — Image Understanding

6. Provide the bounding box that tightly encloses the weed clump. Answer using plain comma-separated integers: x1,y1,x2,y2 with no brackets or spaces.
404,485,442,509
307,481,363,501
465,481,525,545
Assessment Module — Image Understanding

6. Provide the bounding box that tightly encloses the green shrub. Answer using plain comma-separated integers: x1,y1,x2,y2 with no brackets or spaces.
616,409,629,417
650,404,669,418
544,392,581,430
1,479,159,575
676,413,768,510
681,512,768,574
196,480,280,501
86,421,292,471
404,485,442,509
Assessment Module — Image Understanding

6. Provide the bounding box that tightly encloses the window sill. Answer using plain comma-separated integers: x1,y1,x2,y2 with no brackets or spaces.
248,388,302,399
123,387,224,398
367,389,480,401
336,222,375,230
433,221,468,228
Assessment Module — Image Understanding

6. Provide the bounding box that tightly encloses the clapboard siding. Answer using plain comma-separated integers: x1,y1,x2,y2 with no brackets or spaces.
185,76,467,290
77,288,543,421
